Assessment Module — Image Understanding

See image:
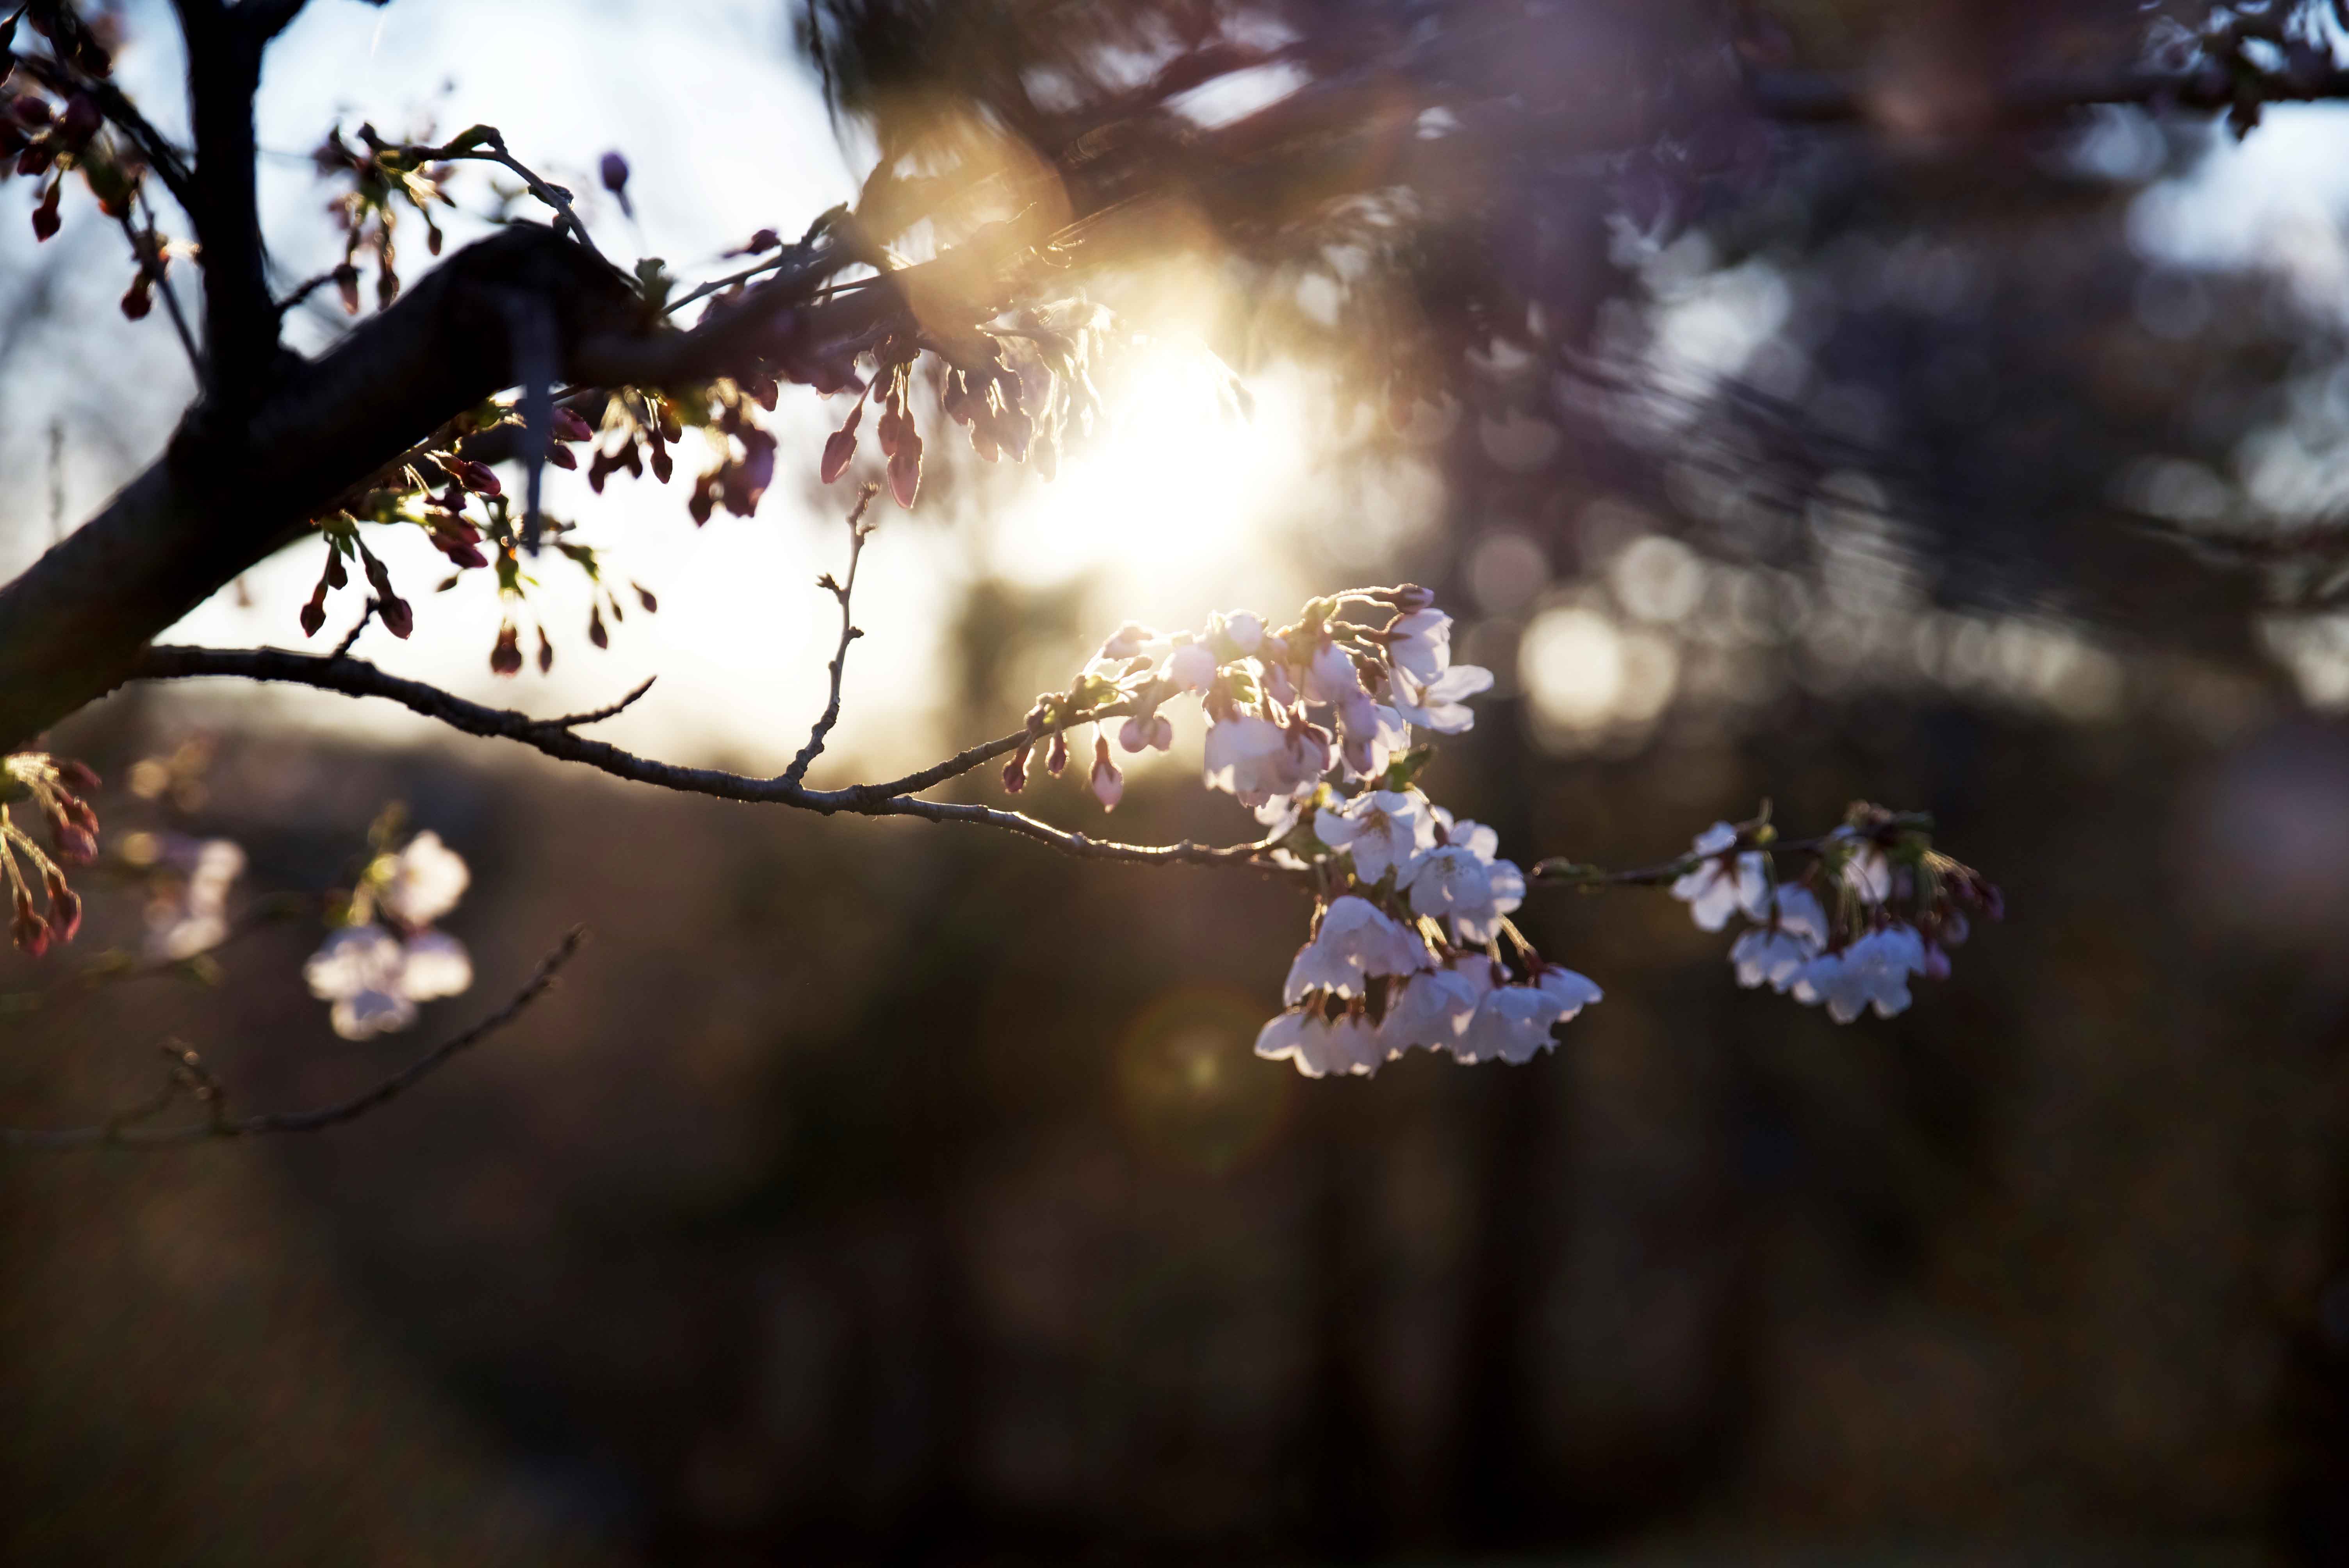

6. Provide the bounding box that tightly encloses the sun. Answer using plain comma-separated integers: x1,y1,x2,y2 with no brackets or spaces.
984,339,1310,615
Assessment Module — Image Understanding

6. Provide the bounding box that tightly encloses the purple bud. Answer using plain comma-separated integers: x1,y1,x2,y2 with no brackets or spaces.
599,151,630,194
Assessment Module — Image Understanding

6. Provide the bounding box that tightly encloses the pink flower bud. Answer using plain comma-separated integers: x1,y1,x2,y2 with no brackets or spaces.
1089,737,1124,811
300,595,326,637
378,595,414,639
599,150,630,194
552,406,594,442
1118,713,1174,753
55,760,100,795
889,443,921,509
31,182,60,241
1046,730,1070,776
1098,623,1153,661
588,606,609,649
45,875,81,944
1002,747,1030,793
489,622,523,675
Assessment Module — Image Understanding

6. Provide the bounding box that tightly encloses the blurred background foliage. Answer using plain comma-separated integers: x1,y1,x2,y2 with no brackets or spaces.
9,0,2349,1562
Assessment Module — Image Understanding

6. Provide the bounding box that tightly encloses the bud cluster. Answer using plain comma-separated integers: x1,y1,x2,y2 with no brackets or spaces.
1,752,101,956
303,397,657,672
310,122,456,313
3,10,155,294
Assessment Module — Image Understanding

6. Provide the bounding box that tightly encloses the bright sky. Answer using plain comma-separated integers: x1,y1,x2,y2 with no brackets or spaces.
0,0,1358,781
10,12,2349,773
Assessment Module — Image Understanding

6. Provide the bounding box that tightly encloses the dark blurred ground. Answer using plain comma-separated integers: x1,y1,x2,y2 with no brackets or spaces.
3,671,2345,1566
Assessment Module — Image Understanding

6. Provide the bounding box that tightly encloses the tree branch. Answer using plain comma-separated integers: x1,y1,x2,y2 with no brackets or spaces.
127,645,1290,871
784,484,878,786
1,927,585,1149
170,0,278,409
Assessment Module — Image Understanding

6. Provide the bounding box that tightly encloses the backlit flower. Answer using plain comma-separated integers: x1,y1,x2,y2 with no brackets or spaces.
1670,822,1769,932
1789,924,1927,1023
1314,789,1432,885
1282,894,1429,1002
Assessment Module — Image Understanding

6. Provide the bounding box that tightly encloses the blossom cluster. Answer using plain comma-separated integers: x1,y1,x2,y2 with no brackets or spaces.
1000,589,2004,1076
303,828,476,1039
1000,587,1610,1076
1666,809,2003,1024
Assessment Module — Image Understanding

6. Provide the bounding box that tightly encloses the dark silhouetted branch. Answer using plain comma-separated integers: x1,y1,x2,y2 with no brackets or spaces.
128,645,1289,871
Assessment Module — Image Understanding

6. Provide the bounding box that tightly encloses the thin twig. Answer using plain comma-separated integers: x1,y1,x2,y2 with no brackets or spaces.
532,676,656,731
329,599,376,659
392,131,611,267
2,928,586,1149
784,484,879,786
132,646,1291,872
1529,818,1929,888
119,193,201,378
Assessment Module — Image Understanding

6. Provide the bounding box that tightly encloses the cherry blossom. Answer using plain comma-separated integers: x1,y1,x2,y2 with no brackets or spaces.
1400,843,1525,944
1451,966,1602,1065
1202,713,1293,804
302,922,477,1040
1253,1007,1385,1078
1216,610,1265,655
144,836,246,961
1375,966,1483,1056
1336,691,1412,778
1831,827,1894,904
1383,608,1453,688
1282,894,1429,1002
1669,822,1770,932
1167,637,1217,693
1390,663,1492,734
1727,884,1831,992
1314,789,1433,884
1790,924,1928,1023
1303,636,1365,704
378,829,470,928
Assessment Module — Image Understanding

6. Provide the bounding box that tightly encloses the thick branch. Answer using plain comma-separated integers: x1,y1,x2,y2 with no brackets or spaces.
0,224,640,750
128,645,1290,871
170,0,276,406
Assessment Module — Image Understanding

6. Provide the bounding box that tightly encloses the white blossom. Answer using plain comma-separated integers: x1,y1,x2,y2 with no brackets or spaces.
1391,663,1492,734
1831,828,1894,904
1400,843,1524,944
1336,691,1412,778
1429,807,1501,862
1789,924,1928,1023
1217,610,1265,655
379,830,470,928
1669,822,1769,932
1313,789,1433,884
1167,638,1217,693
1282,894,1429,1002
144,836,246,961
303,922,475,1040
1376,966,1483,1055
1449,966,1601,1065
1384,608,1453,688
398,929,475,1000
1727,885,1831,991
1303,637,1365,704
1254,1008,1386,1078
1203,714,1294,805
1097,622,1154,661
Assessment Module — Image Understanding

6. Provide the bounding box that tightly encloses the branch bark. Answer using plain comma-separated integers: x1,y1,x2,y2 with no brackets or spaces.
128,643,1292,871
0,225,640,751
